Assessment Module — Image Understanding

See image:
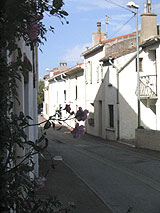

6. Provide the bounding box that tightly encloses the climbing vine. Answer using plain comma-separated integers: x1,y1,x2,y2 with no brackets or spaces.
0,0,75,212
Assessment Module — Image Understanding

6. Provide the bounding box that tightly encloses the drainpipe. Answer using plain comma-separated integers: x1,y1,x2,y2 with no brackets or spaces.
109,58,120,140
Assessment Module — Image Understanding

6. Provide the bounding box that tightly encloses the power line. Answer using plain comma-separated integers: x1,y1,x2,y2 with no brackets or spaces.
104,0,135,14
109,14,136,38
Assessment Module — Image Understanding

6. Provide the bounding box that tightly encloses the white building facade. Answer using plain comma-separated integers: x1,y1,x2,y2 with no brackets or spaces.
43,4,160,149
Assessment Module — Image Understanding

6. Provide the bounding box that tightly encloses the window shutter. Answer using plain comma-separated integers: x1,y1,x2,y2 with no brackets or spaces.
96,65,99,83
85,62,88,84
90,61,92,84
101,64,103,81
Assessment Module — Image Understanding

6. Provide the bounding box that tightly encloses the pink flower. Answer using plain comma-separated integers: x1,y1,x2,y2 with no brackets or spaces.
75,107,89,121
65,104,71,113
27,19,39,41
71,123,85,138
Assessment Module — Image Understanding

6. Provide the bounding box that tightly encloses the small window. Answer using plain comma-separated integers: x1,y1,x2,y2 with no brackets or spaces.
75,85,77,100
96,66,99,83
101,64,104,81
64,90,66,102
108,105,114,128
85,62,88,84
89,61,92,84
136,58,143,72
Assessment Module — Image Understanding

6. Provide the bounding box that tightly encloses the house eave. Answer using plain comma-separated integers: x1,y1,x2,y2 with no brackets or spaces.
81,43,104,57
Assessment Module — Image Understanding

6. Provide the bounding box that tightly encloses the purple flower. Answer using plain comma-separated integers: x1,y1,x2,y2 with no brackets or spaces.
75,107,89,121
65,104,71,113
27,19,39,41
71,123,85,138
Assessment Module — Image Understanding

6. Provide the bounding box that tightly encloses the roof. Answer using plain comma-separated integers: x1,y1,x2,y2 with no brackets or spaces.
81,32,137,57
48,63,84,82
102,31,137,44
100,47,136,62
81,43,104,57
43,74,49,79
140,35,160,47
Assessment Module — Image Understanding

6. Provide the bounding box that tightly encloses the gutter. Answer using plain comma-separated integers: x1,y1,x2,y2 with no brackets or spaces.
81,43,104,57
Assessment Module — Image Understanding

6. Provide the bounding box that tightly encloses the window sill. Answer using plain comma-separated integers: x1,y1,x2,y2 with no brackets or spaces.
105,128,115,132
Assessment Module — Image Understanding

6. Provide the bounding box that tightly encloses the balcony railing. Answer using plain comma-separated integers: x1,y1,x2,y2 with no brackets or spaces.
136,75,157,98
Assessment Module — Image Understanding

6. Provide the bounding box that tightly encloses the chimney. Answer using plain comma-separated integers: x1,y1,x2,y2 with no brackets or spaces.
140,0,157,43
97,22,102,43
60,62,67,71
49,67,59,77
92,22,106,46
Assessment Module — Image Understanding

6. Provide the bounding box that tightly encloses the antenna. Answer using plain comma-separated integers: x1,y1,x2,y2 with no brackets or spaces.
105,15,109,37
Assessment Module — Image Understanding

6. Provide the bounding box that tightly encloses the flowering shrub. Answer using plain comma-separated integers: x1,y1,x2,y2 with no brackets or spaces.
0,0,74,212
75,107,89,121
71,123,85,138
42,104,89,138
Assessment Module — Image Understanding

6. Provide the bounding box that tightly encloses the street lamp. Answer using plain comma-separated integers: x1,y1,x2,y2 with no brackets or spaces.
127,1,141,128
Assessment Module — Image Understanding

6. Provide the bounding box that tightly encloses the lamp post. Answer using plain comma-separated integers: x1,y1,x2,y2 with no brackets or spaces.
127,1,141,128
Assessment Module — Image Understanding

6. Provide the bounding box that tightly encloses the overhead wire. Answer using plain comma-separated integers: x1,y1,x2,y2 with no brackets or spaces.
109,14,136,38
104,0,136,38
104,0,135,14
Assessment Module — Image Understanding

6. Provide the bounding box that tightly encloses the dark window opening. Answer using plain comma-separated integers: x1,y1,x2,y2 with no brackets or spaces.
136,58,143,72
75,85,77,100
64,90,66,101
108,105,114,128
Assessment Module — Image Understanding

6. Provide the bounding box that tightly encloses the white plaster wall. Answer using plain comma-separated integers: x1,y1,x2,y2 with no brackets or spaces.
119,51,157,140
104,66,117,140
67,71,85,128
43,79,49,119
85,47,106,137
13,40,39,176
156,45,160,130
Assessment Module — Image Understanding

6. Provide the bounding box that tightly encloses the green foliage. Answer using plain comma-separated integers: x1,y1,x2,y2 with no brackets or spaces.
37,80,45,105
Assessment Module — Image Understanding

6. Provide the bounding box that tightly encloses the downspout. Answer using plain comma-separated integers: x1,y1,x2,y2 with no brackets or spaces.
109,59,120,140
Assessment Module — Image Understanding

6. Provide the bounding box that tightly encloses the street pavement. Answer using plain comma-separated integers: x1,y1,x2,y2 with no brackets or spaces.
38,116,160,213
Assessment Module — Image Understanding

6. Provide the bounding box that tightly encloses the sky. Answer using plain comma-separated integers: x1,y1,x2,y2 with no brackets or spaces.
39,0,160,79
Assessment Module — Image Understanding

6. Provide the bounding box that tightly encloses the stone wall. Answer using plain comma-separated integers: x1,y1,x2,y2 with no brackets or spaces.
135,128,160,151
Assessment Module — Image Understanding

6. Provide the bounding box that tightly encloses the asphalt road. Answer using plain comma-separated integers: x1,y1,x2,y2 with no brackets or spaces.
42,125,160,213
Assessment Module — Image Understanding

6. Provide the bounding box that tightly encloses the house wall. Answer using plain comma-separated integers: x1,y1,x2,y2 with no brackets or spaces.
118,50,157,141
47,67,85,129
13,40,38,176
84,47,106,137
68,70,85,128
156,44,160,130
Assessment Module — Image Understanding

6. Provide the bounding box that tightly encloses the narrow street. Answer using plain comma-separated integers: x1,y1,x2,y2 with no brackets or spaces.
40,121,160,213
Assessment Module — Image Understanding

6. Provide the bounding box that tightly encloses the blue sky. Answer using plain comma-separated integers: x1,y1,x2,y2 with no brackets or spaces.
39,0,160,79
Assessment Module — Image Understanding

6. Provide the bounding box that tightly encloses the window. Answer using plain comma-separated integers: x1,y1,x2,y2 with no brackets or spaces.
108,105,114,128
96,66,99,83
85,62,88,84
64,90,66,102
75,85,77,100
136,58,143,72
89,61,92,84
101,64,103,81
